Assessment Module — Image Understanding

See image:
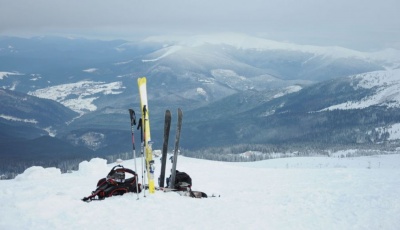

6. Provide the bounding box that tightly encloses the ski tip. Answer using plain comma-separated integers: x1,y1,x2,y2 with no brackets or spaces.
138,77,147,84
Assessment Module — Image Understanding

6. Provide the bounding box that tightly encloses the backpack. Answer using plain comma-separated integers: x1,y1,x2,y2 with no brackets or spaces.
166,170,207,198
82,165,141,202
166,170,192,189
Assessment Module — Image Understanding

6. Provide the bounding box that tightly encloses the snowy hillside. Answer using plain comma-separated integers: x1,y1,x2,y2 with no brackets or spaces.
28,81,125,115
1,154,399,230
321,69,400,111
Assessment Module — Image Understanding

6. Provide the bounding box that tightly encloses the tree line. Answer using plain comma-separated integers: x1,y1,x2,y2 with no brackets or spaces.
2,141,399,180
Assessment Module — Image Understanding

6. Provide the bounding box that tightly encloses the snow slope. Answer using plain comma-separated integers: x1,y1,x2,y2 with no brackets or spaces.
1,154,399,230
321,69,400,111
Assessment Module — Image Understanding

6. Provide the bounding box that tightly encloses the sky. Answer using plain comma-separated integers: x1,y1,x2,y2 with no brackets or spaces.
0,0,399,51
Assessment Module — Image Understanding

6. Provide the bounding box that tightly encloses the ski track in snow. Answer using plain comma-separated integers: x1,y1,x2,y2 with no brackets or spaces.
1,154,400,230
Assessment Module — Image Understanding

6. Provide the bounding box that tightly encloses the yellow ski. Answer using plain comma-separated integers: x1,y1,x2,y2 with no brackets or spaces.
137,77,155,194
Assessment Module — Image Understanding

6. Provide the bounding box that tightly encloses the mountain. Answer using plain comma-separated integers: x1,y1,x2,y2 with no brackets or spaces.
182,69,400,150
1,34,400,167
0,89,95,178
0,88,78,138
140,33,400,81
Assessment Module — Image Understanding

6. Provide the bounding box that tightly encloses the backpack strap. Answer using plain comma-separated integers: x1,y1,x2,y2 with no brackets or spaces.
107,165,124,177
119,168,136,176
108,165,137,177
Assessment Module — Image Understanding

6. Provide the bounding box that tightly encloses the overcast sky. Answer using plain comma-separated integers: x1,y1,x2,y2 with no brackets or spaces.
1,0,399,51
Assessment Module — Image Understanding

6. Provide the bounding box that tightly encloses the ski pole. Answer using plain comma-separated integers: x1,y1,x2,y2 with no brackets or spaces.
129,109,140,200
137,117,146,197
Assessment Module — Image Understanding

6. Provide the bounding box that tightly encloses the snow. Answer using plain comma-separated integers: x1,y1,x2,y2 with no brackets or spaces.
143,33,400,64
196,87,207,96
0,114,38,124
113,60,133,65
273,85,303,98
1,154,400,230
320,69,400,111
0,71,23,80
211,69,253,90
43,126,57,137
82,68,98,73
387,123,400,140
29,74,41,81
28,81,124,115
142,45,183,62
211,69,246,81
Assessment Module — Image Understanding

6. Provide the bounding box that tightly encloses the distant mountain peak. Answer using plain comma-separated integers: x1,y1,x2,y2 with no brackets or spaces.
143,33,400,65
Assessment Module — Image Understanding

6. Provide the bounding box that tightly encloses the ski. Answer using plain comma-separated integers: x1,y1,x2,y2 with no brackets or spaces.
128,109,140,200
159,110,171,187
137,117,146,197
169,108,183,189
137,77,155,194
159,187,208,198
179,190,208,198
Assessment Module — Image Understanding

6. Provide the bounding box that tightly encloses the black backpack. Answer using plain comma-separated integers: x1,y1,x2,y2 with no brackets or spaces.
166,170,208,198
82,165,141,202
167,170,192,189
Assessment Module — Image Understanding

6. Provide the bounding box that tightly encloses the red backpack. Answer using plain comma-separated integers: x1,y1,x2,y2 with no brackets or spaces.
82,165,141,202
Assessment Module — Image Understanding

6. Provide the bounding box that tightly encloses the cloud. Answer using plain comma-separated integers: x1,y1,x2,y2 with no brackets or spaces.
1,0,399,50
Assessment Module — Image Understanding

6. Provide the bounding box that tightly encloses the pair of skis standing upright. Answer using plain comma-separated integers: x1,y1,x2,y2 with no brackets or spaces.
159,109,183,189
129,77,183,198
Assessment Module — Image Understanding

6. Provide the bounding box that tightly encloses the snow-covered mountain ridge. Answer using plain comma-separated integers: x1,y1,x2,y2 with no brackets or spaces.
142,33,400,66
178,68,400,149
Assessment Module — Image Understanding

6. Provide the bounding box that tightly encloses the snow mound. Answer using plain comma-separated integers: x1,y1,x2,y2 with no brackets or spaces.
15,166,61,181
77,158,108,176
